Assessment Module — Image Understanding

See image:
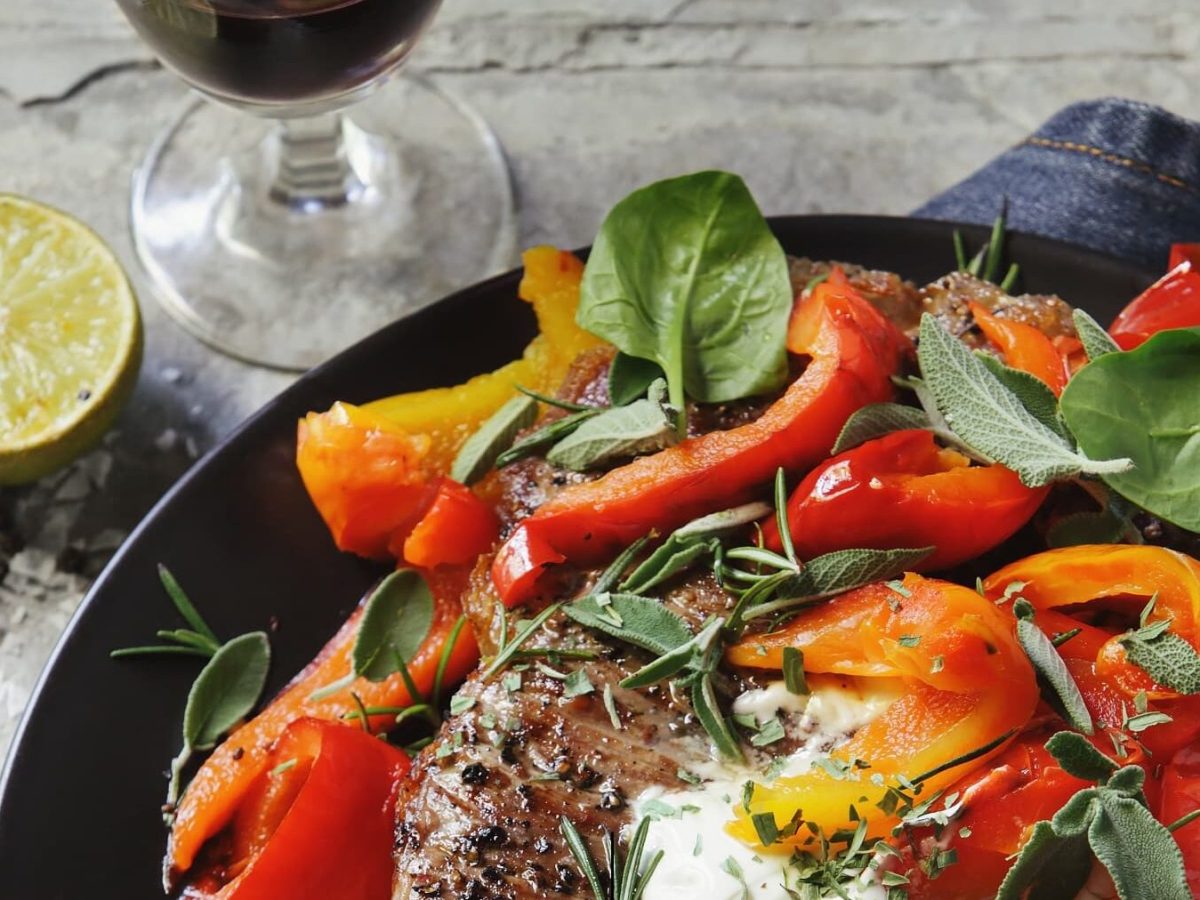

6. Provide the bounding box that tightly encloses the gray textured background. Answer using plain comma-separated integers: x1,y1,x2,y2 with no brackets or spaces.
1,0,1197,757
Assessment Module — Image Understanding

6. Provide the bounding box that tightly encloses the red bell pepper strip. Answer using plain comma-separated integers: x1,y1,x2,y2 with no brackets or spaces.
1169,243,1200,270
167,567,478,884
1160,745,1200,897
1109,256,1200,350
985,545,1200,757
185,718,410,900
969,301,1069,394
491,269,912,606
760,429,1048,570
398,478,500,567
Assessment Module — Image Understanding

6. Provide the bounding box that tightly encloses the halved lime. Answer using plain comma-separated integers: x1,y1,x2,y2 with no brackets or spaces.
0,195,142,485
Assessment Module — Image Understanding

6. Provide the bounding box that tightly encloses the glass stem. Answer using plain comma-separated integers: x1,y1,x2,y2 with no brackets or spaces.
269,113,365,210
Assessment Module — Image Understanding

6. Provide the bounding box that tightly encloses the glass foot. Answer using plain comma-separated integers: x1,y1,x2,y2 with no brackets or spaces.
130,73,518,372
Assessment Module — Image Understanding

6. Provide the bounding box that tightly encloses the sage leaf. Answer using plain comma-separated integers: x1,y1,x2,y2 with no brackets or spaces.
976,353,1068,440
1044,732,1115,783
1120,631,1200,695
183,631,270,751
546,379,676,471
352,569,435,682
578,171,793,421
692,671,744,762
609,351,665,406
742,547,933,621
620,501,771,594
451,395,539,484
1014,602,1094,733
917,314,1131,486
995,816,1094,900
565,592,692,656
1091,791,1192,900
1074,308,1121,360
1046,510,1129,548
831,402,932,455
621,618,723,689
496,408,601,467
1060,328,1200,531
782,647,807,695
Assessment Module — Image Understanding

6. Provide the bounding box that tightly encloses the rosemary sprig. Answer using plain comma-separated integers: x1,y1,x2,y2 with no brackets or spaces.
560,815,663,900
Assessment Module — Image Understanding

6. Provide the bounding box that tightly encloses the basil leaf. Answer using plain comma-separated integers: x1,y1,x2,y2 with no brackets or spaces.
565,592,692,656
1091,791,1192,900
918,314,1131,486
451,395,539,484
976,353,1068,440
352,569,435,682
183,631,271,751
1073,308,1121,360
609,352,665,407
578,171,793,420
831,402,932,454
1060,328,1200,531
546,379,677,471
1120,631,1200,695
1045,732,1115,782
495,408,602,468
1014,603,1093,734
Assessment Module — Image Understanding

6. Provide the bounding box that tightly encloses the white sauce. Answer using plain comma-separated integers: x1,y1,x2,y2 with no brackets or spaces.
637,677,900,900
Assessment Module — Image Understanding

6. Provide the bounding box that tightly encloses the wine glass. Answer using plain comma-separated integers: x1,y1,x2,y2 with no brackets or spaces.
114,0,517,371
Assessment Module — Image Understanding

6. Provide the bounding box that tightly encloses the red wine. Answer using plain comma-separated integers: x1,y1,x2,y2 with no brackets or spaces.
116,0,442,108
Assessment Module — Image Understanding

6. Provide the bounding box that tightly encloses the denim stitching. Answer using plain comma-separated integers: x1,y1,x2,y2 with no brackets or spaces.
1021,136,1194,192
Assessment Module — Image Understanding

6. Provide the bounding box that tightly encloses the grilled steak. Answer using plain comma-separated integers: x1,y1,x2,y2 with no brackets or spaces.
391,260,1084,898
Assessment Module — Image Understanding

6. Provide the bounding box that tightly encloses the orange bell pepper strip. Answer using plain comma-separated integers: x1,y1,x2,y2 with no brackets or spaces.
185,719,410,900
491,268,912,606
398,478,500,567
970,301,1069,395
296,247,602,559
760,429,1047,570
1109,254,1200,350
725,573,1038,845
166,567,478,885
984,545,1200,756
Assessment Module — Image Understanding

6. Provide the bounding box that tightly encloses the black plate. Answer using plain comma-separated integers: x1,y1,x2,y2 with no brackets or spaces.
0,217,1155,898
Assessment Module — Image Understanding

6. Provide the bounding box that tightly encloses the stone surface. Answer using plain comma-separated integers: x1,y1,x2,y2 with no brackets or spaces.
0,0,1197,758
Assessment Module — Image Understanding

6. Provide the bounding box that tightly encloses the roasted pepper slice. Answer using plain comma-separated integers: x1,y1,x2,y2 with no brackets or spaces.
399,478,500,567
167,568,477,884
1109,254,1200,350
726,573,1038,844
492,269,912,605
1161,745,1200,897
760,429,1047,570
985,545,1200,756
297,248,601,559
970,301,1069,394
184,718,410,900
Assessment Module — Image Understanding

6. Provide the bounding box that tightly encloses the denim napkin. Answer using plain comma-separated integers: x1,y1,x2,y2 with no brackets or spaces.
914,97,1200,271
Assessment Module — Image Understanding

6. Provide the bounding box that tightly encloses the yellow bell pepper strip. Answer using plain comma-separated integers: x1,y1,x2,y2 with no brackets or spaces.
984,545,1200,757
166,567,478,886
296,247,602,559
363,247,603,462
726,573,1038,846
492,269,912,606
